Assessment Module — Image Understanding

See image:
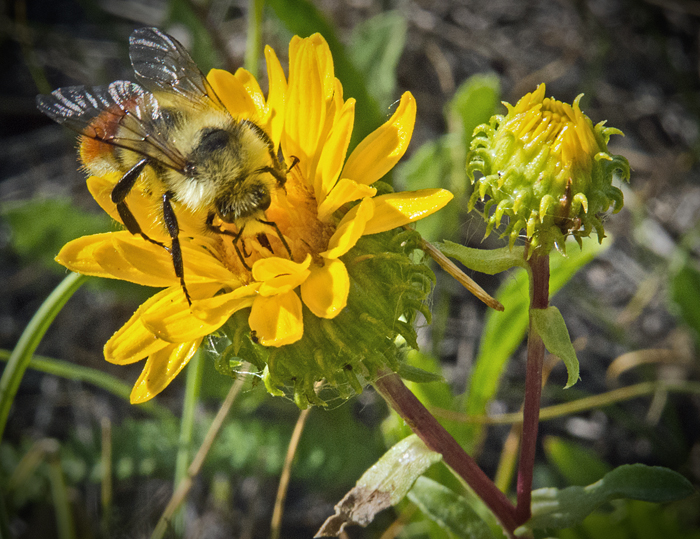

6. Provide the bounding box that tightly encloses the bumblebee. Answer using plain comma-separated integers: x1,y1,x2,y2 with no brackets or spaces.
37,27,293,304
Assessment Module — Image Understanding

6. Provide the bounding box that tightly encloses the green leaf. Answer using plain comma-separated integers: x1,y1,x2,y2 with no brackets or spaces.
543,437,611,487
348,11,407,108
398,363,445,384
446,73,500,151
437,242,526,275
0,273,86,443
531,306,579,388
316,434,441,535
407,476,495,539
670,257,700,344
463,237,610,452
526,464,695,531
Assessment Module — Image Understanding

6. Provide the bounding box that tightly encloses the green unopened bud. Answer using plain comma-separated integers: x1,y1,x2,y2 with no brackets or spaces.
467,84,630,255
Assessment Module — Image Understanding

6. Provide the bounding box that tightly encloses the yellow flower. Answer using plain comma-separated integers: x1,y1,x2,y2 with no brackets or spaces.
56,34,452,404
467,83,630,255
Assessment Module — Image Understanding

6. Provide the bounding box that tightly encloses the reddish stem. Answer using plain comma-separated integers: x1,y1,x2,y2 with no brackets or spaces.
515,252,550,525
373,371,519,535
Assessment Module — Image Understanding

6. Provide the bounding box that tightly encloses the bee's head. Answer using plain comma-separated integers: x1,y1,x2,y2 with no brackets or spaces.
216,186,271,224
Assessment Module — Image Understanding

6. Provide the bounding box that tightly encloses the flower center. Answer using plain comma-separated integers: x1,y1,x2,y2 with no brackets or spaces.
215,168,335,278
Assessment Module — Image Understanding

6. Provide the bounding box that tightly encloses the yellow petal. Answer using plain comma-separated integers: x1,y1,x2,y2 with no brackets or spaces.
87,174,121,221
252,254,312,282
284,38,326,180
140,283,225,342
93,234,176,287
249,291,303,347
315,98,356,202
362,189,454,235
322,197,374,259
129,339,202,404
252,255,312,297
55,233,129,279
207,68,258,119
104,289,174,364
341,92,416,185
265,45,287,150
190,283,259,325
178,241,240,284
316,178,376,223
234,67,266,117
300,259,349,318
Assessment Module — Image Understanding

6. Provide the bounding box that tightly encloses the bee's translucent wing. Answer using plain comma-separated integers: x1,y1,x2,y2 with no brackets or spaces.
36,81,188,170
129,27,225,110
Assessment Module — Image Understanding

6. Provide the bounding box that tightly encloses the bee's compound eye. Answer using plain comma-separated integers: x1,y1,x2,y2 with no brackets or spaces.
197,128,230,154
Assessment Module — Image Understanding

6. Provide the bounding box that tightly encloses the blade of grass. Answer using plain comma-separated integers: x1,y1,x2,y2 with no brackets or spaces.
0,350,173,420
151,368,248,539
430,380,700,425
172,348,204,537
270,407,311,539
46,440,77,539
101,418,113,536
0,272,86,443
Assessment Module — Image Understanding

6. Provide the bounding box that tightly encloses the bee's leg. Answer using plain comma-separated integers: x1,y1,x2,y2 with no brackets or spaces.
206,213,252,271
286,155,300,173
258,219,292,259
162,191,191,306
231,225,252,271
111,158,165,248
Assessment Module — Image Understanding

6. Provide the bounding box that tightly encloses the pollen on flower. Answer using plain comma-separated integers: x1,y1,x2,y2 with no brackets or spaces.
467,83,630,255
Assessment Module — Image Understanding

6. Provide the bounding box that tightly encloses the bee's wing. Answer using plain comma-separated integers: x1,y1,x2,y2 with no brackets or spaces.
129,27,225,111
36,81,188,170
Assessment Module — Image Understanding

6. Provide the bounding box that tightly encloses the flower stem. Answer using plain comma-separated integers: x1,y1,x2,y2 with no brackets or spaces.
373,370,518,534
515,252,550,525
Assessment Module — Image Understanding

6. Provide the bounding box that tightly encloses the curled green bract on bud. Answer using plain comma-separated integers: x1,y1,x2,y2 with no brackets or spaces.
466,84,630,255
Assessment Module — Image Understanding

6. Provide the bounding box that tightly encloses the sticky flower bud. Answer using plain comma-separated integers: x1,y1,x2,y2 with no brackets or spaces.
467,84,630,254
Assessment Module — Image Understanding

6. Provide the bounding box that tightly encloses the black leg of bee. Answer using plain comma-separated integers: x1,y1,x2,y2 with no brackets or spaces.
206,213,253,271
257,219,292,258
162,191,191,305
111,158,166,249
287,155,300,173
231,225,252,271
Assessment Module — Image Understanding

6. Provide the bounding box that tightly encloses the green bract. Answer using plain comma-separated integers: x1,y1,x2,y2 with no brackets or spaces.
218,227,435,408
467,84,630,255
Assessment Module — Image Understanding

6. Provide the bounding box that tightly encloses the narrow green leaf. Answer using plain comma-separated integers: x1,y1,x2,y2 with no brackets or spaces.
669,257,700,344
437,242,526,275
531,306,579,388
0,350,172,420
543,437,611,487
526,464,695,531
407,476,495,539
398,363,444,384
0,273,86,443
316,435,441,535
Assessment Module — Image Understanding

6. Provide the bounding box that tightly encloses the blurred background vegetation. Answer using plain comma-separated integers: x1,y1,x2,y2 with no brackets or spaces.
1,0,699,537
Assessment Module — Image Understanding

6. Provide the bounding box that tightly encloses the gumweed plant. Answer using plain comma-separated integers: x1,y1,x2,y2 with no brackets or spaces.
51,32,452,406
3,22,696,539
